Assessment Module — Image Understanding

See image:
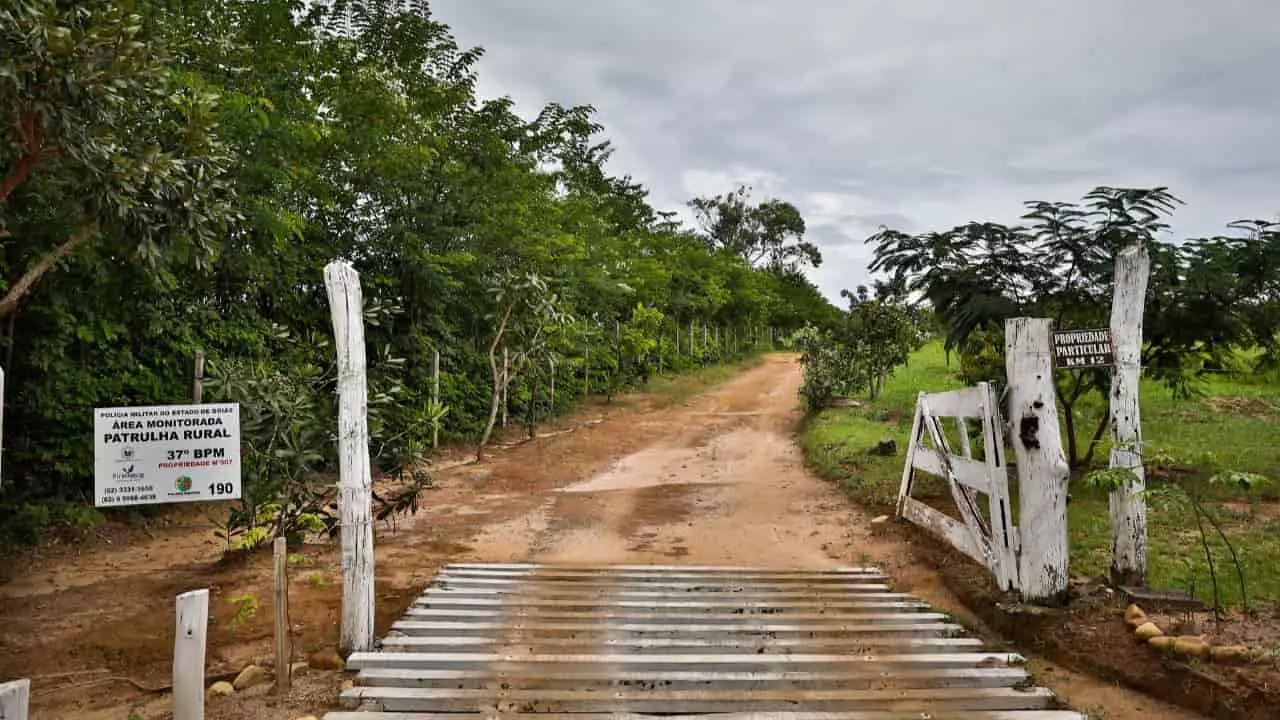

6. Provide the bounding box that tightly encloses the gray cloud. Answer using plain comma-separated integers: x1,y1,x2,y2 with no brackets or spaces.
430,0,1280,299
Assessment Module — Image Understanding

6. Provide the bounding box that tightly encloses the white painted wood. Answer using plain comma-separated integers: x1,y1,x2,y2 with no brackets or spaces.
979,383,1019,593
172,589,209,720
918,386,989,418
918,401,991,564
1005,318,1070,602
431,348,440,448
956,417,972,458
549,357,556,411
896,394,925,515
909,448,991,493
0,679,29,720
1108,245,1150,585
273,536,291,694
324,260,375,655
901,498,989,569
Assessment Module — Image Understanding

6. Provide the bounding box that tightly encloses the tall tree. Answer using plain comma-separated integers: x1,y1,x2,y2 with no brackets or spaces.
689,185,821,271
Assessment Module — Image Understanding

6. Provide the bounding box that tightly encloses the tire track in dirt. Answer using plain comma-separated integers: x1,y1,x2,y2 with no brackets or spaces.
0,353,1203,718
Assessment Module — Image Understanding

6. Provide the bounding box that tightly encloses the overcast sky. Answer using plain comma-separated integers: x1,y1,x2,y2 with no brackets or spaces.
430,1,1280,300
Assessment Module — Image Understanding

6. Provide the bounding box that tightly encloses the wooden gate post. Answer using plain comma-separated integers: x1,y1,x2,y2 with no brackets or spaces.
172,589,209,720
1109,245,1150,585
324,261,375,656
1005,317,1070,603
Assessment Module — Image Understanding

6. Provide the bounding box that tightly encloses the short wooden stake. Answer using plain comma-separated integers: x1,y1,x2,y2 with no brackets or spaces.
173,589,209,720
324,261,375,656
273,537,291,694
1006,317,1070,603
192,349,205,404
548,358,556,412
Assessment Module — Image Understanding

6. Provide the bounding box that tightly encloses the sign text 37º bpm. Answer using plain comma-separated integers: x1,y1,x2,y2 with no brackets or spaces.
94,403,241,507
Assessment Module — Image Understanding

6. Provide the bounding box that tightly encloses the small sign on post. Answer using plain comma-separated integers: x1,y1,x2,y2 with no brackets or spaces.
93,403,241,507
1052,328,1114,369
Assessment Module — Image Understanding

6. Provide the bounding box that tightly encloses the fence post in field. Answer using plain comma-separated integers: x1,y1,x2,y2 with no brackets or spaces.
674,323,680,360
192,349,205,404
614,320,621,383
172,588,209,720
323,260,375,656
431,348,441,449
500,346,509,429
1109,244,1151,585
273,537,291,694
1005,317,1070,603
583,345,590,396
549,357,556,412
0,679,30,720
688,320,694,356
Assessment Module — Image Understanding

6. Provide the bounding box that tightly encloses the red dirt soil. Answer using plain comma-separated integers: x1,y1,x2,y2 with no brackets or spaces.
0,354,1203,718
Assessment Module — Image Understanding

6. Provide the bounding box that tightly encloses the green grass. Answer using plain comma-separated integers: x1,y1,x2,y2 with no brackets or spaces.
801,341,1280,609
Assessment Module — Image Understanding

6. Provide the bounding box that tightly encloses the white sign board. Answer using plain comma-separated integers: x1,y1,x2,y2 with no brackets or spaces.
94,403,241,507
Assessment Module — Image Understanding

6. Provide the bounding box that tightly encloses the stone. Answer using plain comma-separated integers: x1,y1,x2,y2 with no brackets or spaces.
1134,622,1163,640
870,515,890,525
1148,636,1176,651
290,661,310,678
232,664,270,691
1210,645,1253,664
1123,603,1149,629
207,680,235,697
308,646,345,671
1172,636,1211,660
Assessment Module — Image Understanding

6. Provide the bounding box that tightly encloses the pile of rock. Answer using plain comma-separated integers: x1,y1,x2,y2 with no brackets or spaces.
1124,604,1255,664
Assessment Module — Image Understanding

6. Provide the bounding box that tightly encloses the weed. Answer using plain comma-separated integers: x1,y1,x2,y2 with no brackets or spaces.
307,572,330,589
227,593,258,628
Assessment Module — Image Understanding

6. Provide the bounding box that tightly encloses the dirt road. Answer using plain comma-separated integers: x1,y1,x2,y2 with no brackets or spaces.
0,354,1201,718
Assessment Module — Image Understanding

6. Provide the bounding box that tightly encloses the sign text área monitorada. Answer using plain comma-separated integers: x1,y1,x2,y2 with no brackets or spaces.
94,403,241,507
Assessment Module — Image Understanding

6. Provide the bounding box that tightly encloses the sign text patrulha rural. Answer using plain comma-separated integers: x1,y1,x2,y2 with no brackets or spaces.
1052,328,1114,369
93,403,241,507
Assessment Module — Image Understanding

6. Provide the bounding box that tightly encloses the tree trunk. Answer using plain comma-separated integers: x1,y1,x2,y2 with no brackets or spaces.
1055,384,1079,468
0,223,99,319
1109,244,1151,586
476,304,514,460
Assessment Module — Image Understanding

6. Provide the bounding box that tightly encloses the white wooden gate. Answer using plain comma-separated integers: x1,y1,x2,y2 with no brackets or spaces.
897,383,1020,592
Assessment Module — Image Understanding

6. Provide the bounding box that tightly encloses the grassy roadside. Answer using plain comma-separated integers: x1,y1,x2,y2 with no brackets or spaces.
800,342,1280,608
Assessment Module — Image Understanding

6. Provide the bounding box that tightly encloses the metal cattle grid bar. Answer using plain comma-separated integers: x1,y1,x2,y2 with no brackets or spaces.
326,563,1082,719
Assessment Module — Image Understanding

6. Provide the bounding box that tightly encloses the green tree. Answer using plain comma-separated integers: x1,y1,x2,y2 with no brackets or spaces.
689,185,821,271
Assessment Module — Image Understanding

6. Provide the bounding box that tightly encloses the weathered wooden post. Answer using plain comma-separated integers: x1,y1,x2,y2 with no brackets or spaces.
273,537,291,694
324,261,375,656
192,349,205,404
172,589,209,720
1006,318,1071,603
431,348,441,449
1109,244,1150,585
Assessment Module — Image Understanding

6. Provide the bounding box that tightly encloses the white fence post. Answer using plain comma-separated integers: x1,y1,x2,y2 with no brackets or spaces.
324,261,375,656
192,349,205,404
431,348,441,449
273,536,291,694
172,589,209,720
1109,245,1150,585
0,679,29,720
1005,317,1070,603
500,346,509,429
